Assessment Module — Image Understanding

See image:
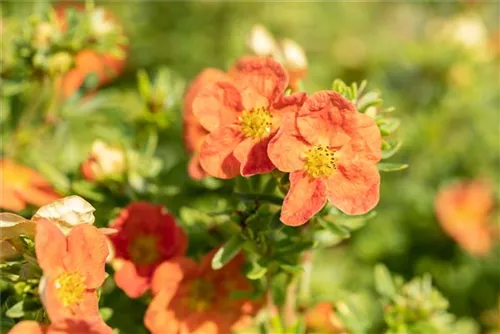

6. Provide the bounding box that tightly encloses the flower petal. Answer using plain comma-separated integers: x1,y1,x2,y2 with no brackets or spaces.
234,137,275,177
8,321,45,334
296,90,356,147
267,112,308,172
231,57,288,110
192,82,242,132
280,171,327,226
187,152,207,180
65,224,108,288
144,290,180,334
325,161,380,215
114,260,150,298
35,220,67,276
0,187,26,211
343,112,382,162
0,212,35,239
151,257,198,296
199,125,244,179
48,317,113,334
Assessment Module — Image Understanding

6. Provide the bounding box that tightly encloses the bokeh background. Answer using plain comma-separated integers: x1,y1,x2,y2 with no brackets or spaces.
2,1,499,333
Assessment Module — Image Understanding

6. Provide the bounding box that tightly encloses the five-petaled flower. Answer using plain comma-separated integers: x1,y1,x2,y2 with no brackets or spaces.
193,57,306,179
145,250,260,334
109,202,187,298
435,180,494,256
8,317,113,334
268,90,382,226
35,219,108,322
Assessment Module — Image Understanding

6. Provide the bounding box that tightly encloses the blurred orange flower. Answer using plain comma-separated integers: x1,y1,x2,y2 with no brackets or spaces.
193,57,307,179
0,159,60,212
81,140,125,182
183,68,232,180
35,219,108,321
435,180,494,256
305,302,347,334
109,202,187,298
145,251,260,334
268,90,381,226
8,317,113,334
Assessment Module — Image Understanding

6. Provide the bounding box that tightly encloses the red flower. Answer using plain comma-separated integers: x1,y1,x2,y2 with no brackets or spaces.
268,90,382,226
183,68,232,180
8,317,113,334
193,57,306,179
145,251,260,334
435,180,494,256
35,220,108,322
109,202,187,298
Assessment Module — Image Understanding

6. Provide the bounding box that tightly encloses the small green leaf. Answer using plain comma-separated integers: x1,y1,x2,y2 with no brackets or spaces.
6,301,24,318
279,264,304,275
247,261,268,280
137,69,151,101
318,218,351,239
381,140,403,160
212,234,243,270
378,117,401,135
374,264,396,298
378,163,408,172
357,91,382,112
99,307,114,321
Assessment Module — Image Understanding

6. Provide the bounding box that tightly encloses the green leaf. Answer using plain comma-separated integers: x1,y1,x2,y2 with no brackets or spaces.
378,117,401,135
318,218,351,239
374,264,396,298
247,260,268,280
99,307,114,322
212,234,243,270
381,140,403,160
6,301,24,318
279,264,304,275
137,69,151,101
357,91,382,112
378,163,409,172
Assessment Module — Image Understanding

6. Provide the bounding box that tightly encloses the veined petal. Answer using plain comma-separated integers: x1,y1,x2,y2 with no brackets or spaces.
280,171,327,226
343,112,382,162
234,137,275,177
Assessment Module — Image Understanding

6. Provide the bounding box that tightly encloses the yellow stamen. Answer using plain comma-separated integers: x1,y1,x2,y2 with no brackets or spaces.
304,145,338,178
55,272,86,307
187,279,215,312
239,107,273,139
129,235,159,264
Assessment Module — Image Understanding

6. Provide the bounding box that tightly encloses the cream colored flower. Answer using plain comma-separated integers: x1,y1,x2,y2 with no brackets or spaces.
248,24,281,59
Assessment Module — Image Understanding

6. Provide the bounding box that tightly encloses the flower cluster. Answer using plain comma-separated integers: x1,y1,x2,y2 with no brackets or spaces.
184,57,382,226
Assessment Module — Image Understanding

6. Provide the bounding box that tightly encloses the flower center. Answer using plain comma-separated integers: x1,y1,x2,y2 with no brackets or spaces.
55,272,86,307
187,279,215,312
239,107,273,139
304,145,338,178
129,234,159,264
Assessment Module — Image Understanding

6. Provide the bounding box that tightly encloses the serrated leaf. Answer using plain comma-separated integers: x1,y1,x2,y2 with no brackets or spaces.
378,163,408,172
212,234,243,270
374,264,396,298
319,218,351,239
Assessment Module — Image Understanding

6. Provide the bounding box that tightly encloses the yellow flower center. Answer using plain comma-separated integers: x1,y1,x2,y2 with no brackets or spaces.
129,234,159,264
304,145,338,178
239,107,273,139
187,279,215,312
55,272,86,307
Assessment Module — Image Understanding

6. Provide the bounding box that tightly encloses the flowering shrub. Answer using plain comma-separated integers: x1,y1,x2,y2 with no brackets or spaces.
1,2,498,334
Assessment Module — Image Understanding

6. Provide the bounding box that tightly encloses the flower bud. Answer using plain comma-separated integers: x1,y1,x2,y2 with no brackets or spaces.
248,24,280,58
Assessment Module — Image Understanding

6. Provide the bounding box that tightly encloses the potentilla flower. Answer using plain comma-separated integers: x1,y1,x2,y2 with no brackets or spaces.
193,57,308,179
183,68,232,180
145,251,260,334
0,159,60,212
435,180,494,256
305,302,347,334
81,140,125,182
8,317,113,334
36,219,108,321
109,202,187,298
268,90,382,226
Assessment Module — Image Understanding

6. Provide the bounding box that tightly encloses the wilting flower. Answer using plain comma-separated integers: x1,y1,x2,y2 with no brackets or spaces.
36,220,108,321
81,140,125,182
0,213,35,261
268,90,381,226
435,180,494,256
145,251,260,334
109,202,187,298
183,68,231,180
194,57,307,179
0,159,60,212
305,302,347,334
8,317,113,334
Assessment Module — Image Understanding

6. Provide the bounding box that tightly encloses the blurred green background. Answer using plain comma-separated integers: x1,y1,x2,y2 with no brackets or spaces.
2,0,499,332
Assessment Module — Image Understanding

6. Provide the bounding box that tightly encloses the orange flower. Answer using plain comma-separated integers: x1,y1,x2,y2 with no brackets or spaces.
268,90,382,226
8,317,113,334
183,68,232,180
145,251,260,334
35,219,108,322
435,180,494,256
109,202,187,298
193,57,307,179
0,159,60,212
305,302,347,334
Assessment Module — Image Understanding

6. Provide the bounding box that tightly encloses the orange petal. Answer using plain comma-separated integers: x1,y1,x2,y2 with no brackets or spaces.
8,321,46,334
65,224,108,288
35,220,67,276
325,160,380,215
296,90,355,147
188,153,207,180
0,187,26,211
48,316,113,334
192,82,242,132
151,257,198,296
199,125,244,179
144,291,180,334
114,261,150,298
231,57,288,109
20,186,61,208
343,112,382,163
281,171,327,226
234,136,275,177
267,112,308,172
